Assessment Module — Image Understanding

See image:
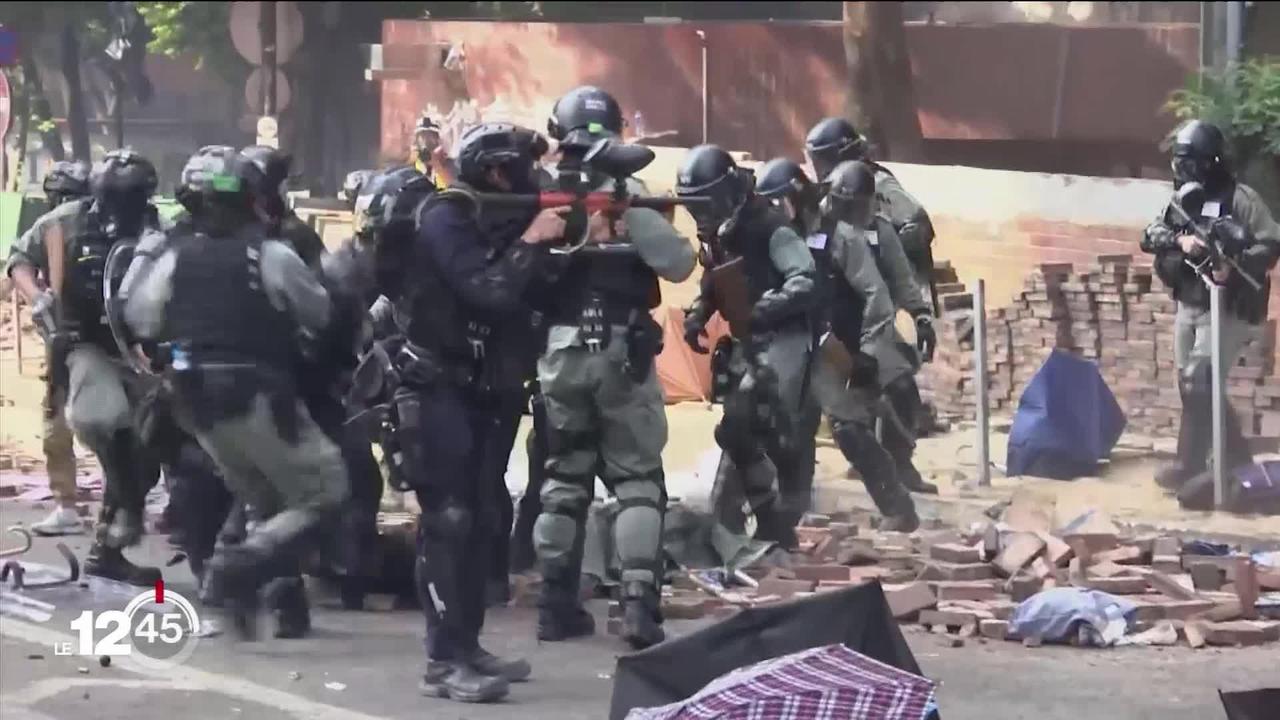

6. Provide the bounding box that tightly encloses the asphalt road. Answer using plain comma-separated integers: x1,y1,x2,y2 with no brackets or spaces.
1,502,1274,720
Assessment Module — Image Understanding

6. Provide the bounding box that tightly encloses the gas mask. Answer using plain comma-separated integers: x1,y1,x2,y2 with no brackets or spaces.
820,192,874,229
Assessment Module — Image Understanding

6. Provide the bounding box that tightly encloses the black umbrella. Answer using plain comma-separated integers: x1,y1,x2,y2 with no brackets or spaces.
610,581,929,720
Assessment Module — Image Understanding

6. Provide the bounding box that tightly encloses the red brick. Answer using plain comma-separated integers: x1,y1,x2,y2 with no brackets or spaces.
1092,545,1143,565
1234,558,1260,619
979,619,1011,640
994,532,1046,576
1204,621,1280,647
917,562,995,582
932,581,1000,602
1147,571,1198,601
1082,576,1148,594
756,577,816,599
929,543,983,564
883,582,936,619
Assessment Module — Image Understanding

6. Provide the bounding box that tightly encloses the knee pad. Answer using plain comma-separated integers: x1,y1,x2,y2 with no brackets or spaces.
610,473,665,583
534,475,591,563
421,503,473,543
545,426,596,457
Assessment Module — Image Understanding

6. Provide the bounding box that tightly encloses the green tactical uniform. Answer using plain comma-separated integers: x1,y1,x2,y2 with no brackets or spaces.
533,177,695,645
873,169,936,311
6,198,163,552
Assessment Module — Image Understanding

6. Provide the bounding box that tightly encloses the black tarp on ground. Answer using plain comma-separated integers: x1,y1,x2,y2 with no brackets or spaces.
609,581,927,720
1220,688,1280,720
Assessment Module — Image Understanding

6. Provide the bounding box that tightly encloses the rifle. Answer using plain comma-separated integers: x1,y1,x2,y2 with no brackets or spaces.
470,138,711,254
1168,182,1263,291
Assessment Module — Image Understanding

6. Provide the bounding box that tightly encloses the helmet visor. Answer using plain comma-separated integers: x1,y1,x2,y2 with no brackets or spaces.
806,146,841,182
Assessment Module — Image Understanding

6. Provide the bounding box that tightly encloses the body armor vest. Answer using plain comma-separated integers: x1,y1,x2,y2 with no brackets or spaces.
818,219,868,352
62,201,119,352
164,224,294,369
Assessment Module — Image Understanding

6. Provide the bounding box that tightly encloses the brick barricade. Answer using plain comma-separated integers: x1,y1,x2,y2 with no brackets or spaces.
922,254,1279,439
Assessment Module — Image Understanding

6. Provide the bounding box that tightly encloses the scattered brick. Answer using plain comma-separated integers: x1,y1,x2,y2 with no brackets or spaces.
920,609,981,629
917,562,996,582
1204,621,1280,647
884,582,937,620
1008,574,1044,602
1147,571,1199,601
1189,562,1226,592
1082,576,1148,594
932,581,1000,602
756,577,816,599
930,543,984,564
994,532,1046,576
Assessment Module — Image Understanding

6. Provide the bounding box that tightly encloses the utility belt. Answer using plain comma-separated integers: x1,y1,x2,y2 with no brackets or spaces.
552,293,662,382
391,339,485,392
163,344,300,444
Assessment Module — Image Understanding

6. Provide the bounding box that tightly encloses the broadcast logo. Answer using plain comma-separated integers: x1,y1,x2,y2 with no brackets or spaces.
55,580,201,670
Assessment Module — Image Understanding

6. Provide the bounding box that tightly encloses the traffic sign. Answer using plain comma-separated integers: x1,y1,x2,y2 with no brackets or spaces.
256,115,278,140
229,2,304,66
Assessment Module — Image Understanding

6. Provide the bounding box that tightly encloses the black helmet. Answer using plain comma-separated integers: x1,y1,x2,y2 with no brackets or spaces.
455,123,545,192
354,167,432,242
821,160,877,227
1171,120,1229,188
239,145,292,218
547,86,623,149
342,169,376,208
90,150,158,234
756,157,822,233
43,161,91,206
176,145,258,216
675,144,752,238
805,117,868,181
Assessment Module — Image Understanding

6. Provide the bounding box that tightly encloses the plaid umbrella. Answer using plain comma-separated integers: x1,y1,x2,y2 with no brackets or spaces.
625,644,937,720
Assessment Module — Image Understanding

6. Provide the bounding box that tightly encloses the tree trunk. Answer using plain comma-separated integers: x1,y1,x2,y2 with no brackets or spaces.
60,24,92,162
21,53,66,163
842,2,926,162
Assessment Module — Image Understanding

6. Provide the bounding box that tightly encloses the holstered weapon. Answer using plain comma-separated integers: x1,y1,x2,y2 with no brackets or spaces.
623,309,663,382
708,256,752,340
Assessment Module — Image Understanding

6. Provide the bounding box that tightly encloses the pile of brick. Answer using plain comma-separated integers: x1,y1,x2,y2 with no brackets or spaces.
922,254,1279,439
635,507,1280,650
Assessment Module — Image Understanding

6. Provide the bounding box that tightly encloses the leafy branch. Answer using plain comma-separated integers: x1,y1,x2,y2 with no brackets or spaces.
1164,58,1280,159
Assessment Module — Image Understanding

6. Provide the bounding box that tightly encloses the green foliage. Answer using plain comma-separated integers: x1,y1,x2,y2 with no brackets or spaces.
136,2,243,81
1165,58,1280,159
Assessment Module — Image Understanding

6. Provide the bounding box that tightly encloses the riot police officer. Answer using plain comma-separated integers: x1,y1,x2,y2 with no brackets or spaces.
123,146,347,638
8,150,163,584
398,122,564,702
240,145,326,269
754,158,829,527
1142,120,1280,492
679,146,817,559
532,85,696,650
7,161,92,537
806,117,938,312
812,160,921,531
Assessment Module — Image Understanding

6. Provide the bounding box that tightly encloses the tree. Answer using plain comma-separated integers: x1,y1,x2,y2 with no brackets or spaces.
1165,58,1280,208
841,2,925,162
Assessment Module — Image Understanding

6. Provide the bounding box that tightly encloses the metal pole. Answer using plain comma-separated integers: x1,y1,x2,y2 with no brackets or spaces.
1210,283,1226,508
697,30,708,144
974,279,991,486
1225,1,1243,68
261,1,278,116
12,289,23,376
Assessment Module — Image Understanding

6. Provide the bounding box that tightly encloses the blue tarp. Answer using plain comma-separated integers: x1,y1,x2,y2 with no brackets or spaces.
1006,350,1126,480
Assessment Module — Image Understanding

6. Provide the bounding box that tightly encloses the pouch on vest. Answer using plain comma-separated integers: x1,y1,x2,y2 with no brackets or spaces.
623,309,663,382
710,335,736,403
579,291,612,352
708,256,752,339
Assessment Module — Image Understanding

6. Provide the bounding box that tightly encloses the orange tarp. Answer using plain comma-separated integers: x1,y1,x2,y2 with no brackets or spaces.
651,305,731,404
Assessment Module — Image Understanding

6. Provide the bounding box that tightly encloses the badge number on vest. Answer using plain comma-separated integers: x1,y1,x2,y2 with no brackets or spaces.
806,233,828,250
1201,201,1221,219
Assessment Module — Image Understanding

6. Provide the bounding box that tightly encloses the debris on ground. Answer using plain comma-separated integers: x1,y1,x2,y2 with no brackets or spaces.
656,504,1279,651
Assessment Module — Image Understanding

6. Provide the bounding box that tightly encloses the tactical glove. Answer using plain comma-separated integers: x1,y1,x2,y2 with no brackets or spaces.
914,314,936,362
683,302,711,355
32,290,59,342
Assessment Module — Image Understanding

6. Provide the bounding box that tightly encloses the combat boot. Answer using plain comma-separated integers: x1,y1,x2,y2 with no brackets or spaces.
420,660,510,703
266,576,311,639
621,581,664,650
83,544,162,587
834,423,919,533
536,575,595,641
466,646,531,682
751,501,798,551
896,461,939,495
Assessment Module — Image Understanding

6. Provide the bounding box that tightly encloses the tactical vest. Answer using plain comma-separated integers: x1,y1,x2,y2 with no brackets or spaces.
62,201,120,352
164,225,294,369
818,219,868,352
722,201,788,306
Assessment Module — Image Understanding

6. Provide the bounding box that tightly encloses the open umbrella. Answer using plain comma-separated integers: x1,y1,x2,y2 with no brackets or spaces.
610,582,928,719
625,644,936,720
1006,349,1126,480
